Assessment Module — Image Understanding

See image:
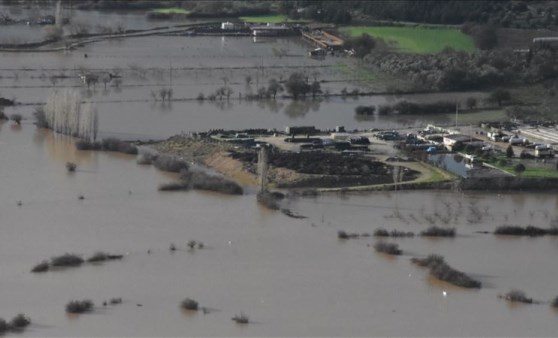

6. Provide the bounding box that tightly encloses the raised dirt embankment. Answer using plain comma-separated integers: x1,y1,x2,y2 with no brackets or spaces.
154,135,422,190
154,136,259,187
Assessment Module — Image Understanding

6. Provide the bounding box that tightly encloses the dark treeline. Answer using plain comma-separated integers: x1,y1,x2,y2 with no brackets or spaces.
365,48,558,91
279,1,558,29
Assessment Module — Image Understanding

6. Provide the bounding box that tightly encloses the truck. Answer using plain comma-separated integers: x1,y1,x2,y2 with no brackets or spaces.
535,144,555,158
487,131,503,142
509,136,528,145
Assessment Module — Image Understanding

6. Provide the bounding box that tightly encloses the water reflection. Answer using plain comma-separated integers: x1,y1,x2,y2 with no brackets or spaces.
284,99,320,118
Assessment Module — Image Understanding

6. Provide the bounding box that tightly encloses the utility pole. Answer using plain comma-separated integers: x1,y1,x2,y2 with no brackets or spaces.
455,102,459,130
258,145,268,193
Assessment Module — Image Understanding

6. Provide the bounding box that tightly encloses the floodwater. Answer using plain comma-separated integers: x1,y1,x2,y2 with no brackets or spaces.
1,33,487,138
1,5,557,337
1,122,558,336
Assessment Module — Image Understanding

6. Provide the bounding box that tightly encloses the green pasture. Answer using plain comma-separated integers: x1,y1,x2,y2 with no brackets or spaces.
340,26,476,54
152,7,190,15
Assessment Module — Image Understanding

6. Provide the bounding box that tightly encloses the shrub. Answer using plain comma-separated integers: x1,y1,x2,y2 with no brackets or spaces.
102,138,138,155
355,105,375,115
109,297,122,305
181,298,199,311
430,261,481,288
514,163,526,175
494,225,548,236
391,230,415,237
158,182,189,191
10,113,22,125
31,260,50,273
181,171,243,195
338,230,361,239
137,153,157,165
502,290,532,304
0,110,7,120
153,155,189,173
86,251,109,262
66,300,94,313
232,313,249,324
420,226,455,237
374,241,402,255
0,318,8,333
411,254,445,268
33,107,49,128
412,255,481,288
66,162,77,172
51,253,84,267
373,228,389,237
506,145,514,158
257,191,280,210
76,140,102,150
9,314,30,329
552,296,558,308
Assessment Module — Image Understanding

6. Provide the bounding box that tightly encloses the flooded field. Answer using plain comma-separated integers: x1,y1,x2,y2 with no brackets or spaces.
1,5,557,337
1,123,558,336
1,32,488,138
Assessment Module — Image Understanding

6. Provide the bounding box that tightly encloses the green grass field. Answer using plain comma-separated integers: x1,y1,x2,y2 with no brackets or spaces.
239,15,308,23
152,7,190,15
498,165,558,178
340,26,476,54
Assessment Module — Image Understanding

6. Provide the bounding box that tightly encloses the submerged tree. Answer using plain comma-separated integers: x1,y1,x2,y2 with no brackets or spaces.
43,89,98,141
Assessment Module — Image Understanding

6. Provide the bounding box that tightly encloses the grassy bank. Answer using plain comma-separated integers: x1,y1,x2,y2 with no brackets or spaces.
340,26,475,54
152,7,190,15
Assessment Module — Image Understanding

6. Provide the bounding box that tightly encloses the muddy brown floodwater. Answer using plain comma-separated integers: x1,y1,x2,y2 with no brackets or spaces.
1,121,558,337
0,5,557,337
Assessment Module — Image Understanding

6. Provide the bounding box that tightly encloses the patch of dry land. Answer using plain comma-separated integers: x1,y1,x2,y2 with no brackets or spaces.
155,135,421,189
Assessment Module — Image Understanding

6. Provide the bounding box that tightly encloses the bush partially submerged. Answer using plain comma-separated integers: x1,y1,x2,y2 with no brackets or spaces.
374,228,414,237
430,261,481,288
66,162,77,172
337,230,364,239
86,251,123,263
153,155,188,173
181,170,243,195
66,300,94,314
412,255,481,288
181,298,199,311
31,260,50,273
420,226,455,237
411,254,445,268
232,313,249,324
501,290,533,304
10,314,30,330
51,253,84,267
76,139,137,154
137,153,157,165
102,138,138,154
374,241,402,255
257,191,280,210
494,225,557,237
158,182,189,191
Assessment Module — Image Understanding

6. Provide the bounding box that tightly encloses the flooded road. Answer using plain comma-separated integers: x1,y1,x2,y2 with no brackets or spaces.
1,122,558,336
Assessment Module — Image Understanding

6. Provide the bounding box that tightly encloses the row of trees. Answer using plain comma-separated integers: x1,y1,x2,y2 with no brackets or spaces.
38,89,98,141
277,1,558,29
365,47,558,92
